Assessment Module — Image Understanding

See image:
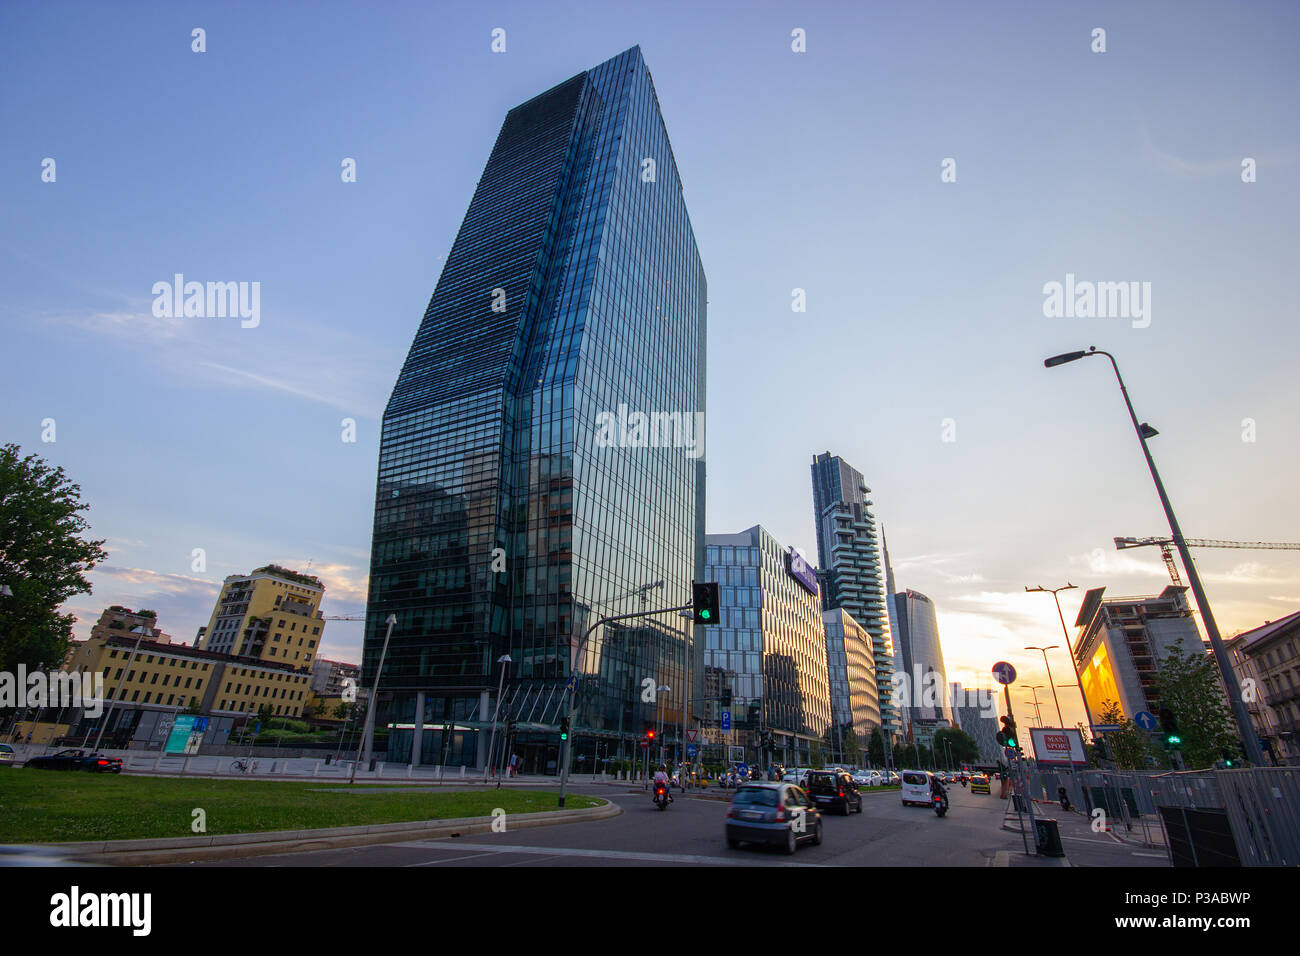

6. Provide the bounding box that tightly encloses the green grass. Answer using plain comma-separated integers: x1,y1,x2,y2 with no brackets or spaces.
0,769,602,843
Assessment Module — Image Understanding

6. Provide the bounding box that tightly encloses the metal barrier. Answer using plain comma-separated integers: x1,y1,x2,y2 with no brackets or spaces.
1041,766,1299,866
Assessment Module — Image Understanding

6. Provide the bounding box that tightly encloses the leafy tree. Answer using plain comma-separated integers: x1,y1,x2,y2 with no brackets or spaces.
934,727,980,766
257,704,274,725
1097,700,1158,770
0,445,107,673
333,702,350,720
842,727,862,765
867,727,885,766
809,741,825,768
183,699,202,716
1154,645,1240,769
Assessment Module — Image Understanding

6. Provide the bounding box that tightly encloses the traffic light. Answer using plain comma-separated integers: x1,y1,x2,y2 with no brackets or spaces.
692,581,720,625
720,689,732,706
1159,708,1181,748
559,716,569,742
999,716,1017,749
647,729,656,744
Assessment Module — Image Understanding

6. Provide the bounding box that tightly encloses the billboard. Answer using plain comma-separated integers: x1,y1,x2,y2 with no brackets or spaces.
164,714,208,755
1029,727,1086,767
786,546,819,595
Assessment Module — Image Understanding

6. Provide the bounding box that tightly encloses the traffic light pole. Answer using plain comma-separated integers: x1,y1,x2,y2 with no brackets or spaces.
557,602,693,808
1003,685,1039,854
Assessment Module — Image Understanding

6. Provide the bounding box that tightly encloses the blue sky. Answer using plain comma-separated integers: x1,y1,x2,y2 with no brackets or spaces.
3,0,1298,733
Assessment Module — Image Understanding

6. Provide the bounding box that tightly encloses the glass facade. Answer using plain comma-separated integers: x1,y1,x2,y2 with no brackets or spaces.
810,452,897,740
888,589,952,730
704,527,832,768
364,46,706,771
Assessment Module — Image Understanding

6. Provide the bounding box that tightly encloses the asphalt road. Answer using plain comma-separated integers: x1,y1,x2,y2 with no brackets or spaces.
170,781,1166,867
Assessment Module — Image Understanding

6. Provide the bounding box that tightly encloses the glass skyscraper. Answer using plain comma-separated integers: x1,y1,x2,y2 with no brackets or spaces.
363,47,706,773
811,452,897,742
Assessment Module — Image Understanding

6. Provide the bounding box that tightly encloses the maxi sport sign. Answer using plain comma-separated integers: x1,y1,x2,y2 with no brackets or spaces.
1029,727,1086,767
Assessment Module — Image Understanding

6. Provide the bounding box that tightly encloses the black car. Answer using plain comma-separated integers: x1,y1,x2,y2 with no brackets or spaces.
24,749,123,773
805,770,862,815
726,782,823,854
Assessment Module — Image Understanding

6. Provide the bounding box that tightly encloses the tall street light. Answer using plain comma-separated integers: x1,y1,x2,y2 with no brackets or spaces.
1026,583,1099,748
1044,347,1264,766
93,622,153,752
656,685,670,766
485,654,512,785
1025,647,1066,733
350,613,397,785
1022,685,1046,725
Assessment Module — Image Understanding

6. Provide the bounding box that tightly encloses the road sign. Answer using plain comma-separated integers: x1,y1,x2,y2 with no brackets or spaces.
1135,711,1158,730
686,729,698,744
992,662,1017,685
640,740,649,750
737,762,749,777
565,674,577,693
1092,724,1121,733
686,744,698,758
721,710,731,731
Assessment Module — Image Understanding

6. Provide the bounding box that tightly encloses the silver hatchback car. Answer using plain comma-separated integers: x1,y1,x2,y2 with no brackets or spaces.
726,782,823,855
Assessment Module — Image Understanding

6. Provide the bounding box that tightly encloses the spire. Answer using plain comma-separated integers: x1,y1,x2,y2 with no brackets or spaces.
881,523,896,596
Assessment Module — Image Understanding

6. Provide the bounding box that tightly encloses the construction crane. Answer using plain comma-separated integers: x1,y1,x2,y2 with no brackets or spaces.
1114,536,1300,587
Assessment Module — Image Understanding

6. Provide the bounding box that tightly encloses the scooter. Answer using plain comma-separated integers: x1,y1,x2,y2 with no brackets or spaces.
933,791,948,817
654,783,670,810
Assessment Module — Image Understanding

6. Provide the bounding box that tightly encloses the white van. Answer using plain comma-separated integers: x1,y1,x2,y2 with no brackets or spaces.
900,770,932,807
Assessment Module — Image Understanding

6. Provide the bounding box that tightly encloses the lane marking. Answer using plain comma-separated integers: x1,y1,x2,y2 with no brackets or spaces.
387,841,819,866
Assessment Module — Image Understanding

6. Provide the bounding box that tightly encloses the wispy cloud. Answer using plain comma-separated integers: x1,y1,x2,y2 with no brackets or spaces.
1139,124,1300,178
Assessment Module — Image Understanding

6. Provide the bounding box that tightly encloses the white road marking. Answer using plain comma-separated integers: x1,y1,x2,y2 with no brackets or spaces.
387,841,819,866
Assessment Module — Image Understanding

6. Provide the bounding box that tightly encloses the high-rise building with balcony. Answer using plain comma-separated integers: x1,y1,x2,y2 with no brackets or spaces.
810,452,896,741
363,47,706,774
198,565,325,673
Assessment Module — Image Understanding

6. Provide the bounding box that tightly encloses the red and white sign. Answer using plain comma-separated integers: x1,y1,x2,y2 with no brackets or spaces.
1029,727,1086,767
686,730,698,744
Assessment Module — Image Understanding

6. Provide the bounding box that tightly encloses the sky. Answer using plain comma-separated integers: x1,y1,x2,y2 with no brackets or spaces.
3,0,1298,738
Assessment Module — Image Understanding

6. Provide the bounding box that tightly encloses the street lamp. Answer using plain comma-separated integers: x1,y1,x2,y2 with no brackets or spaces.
93,622,154,752
656,685,670,766
1026,583,1100,751
1044,347,1263,766
350,613,397,785
1022,685,1045,725
485,654,512,786
1024,647,1066,735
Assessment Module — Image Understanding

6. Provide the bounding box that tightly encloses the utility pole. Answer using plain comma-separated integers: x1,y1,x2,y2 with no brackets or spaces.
350,614,396,785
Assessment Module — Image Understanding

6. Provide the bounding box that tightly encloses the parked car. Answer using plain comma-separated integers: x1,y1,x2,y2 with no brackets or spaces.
726,782,823,854
806,769,863,815
24,749,123,773
852,770,881,787
0,744,14,767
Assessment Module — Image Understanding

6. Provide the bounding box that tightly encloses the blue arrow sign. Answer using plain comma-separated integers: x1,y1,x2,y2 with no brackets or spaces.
721,710,731,731
992,661,1017,685
686,744,698,758
1135,711,1158,730
737,762,749,777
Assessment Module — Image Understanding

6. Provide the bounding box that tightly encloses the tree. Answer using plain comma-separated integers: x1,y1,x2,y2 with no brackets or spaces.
1097,700,1158,771
332,702,350,720
842,727,862,765
934,727,980,766
0,445,107,673
809,741,825,768
183,699,202,716
867,727,885,766
1154,645,1241,769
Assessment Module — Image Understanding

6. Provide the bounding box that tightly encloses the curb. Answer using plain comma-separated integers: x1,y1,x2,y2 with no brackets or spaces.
45,799,620,866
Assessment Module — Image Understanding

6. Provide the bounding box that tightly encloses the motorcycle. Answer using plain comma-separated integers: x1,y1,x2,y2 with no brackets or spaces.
654,783,670,810
933,790,948,817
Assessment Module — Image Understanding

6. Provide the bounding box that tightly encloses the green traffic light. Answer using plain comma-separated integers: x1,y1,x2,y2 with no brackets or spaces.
700,609,711,620
1168,735,1182,746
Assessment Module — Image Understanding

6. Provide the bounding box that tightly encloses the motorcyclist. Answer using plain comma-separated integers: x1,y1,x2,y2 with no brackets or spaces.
929,772,948,811
653,763,674,803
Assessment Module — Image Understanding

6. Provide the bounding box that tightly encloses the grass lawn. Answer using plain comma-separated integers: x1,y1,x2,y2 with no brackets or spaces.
0,770,602,843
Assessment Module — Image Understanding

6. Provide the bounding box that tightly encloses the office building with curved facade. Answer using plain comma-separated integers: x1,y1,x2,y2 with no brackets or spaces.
824,606,880,761
888,588,953,732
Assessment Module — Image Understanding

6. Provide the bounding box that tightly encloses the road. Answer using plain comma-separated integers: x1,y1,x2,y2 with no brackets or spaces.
170,781,1170,867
